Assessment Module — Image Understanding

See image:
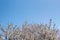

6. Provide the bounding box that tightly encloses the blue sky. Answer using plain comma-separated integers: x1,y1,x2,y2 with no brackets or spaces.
0,0,60,29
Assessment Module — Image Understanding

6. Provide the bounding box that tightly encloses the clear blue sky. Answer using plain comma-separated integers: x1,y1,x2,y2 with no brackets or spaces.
0,0,60,29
